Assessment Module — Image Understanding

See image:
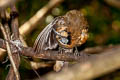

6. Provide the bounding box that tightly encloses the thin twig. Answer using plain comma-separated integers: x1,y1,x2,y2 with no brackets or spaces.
0,23,19,80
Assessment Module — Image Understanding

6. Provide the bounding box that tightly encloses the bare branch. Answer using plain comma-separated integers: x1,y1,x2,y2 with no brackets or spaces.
44,45,120,80
2,37,120,80
0,38,90,61
5,5,21,80
29,61,54,69
0,23,20,80
10,6,19,39
104,0,120,8
19,0,64,36
20,47,91,62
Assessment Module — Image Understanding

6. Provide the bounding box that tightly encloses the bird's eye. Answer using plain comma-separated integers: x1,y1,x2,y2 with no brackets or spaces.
86,26,89,30
60,37,69,44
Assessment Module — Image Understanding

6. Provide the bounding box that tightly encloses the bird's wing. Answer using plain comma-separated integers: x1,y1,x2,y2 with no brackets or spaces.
33,18,59,53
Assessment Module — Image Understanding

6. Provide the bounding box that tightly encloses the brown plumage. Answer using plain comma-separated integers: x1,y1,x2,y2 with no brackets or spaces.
33,10,89,53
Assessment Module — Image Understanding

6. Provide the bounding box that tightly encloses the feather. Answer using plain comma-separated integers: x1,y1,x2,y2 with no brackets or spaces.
33,17,59,53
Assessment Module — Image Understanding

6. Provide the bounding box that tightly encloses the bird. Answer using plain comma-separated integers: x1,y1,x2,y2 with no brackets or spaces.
33,10,89,54
33,10,89,72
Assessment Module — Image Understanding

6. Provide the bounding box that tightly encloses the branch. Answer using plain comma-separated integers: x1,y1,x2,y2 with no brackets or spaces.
44,45,120,80
2,36,120,80
5,5,21,80
0,23,20,80
10,6,19,39
0,5,21,80
0,38,92,61
19,0,64,36
104,0,120,8
20,46,91,62
25,60,54,69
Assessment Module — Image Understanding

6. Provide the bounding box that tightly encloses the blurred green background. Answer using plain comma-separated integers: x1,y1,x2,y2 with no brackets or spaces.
1,0,120,80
